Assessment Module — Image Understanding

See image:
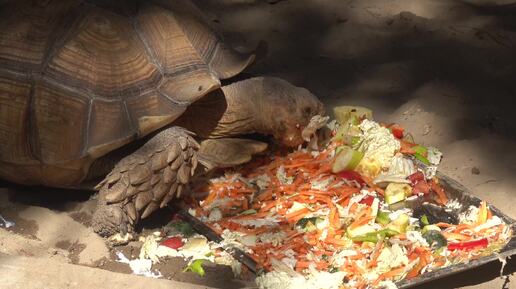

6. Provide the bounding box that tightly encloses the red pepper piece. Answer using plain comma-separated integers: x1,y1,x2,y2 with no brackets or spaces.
339,170,365,186
447,238,488,251
161,237,184,250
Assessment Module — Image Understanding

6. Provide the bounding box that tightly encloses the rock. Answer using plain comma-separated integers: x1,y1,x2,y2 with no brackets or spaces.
471,167,481,175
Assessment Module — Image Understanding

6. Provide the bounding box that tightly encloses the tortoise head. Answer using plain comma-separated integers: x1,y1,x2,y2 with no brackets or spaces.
257,77,325,147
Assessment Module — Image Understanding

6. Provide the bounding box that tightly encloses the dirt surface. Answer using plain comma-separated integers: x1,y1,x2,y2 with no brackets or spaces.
1,0,516,288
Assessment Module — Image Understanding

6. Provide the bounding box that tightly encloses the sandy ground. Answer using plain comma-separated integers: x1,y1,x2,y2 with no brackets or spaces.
1,0,516,288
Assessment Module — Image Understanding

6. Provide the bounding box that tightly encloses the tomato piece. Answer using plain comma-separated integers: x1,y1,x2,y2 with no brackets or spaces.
161,237,184,249
338,170,365,186
408,171,425,185
391,125,404,139
412,180,430,195
359,195,375,206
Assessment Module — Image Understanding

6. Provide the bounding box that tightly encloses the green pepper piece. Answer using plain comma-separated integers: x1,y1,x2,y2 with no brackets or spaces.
351,229,399,243
414,153,431,165
413,145,428,155
421,215,430,226
239,209,257,215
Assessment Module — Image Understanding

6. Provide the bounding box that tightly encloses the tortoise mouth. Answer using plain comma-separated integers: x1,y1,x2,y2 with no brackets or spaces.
277,124,304,147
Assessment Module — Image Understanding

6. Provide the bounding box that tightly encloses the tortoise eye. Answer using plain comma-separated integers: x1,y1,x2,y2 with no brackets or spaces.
303,107,312,117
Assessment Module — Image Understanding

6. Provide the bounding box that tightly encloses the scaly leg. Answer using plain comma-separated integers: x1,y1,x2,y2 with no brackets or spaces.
91,127,199,237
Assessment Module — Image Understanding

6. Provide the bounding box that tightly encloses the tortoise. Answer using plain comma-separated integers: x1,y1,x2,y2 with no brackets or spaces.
0,0,324,236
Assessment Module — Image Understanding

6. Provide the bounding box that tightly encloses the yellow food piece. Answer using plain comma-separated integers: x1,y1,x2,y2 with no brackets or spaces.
333,106,373,125
384,183,412,204
355,157,382,178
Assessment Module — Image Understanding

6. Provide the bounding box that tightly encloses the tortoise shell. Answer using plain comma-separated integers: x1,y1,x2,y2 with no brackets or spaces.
0,0,254,185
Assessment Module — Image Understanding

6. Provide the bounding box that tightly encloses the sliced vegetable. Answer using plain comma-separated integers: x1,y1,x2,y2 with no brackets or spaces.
412,145,430,165
389,124,405,139
422,224,441,233
351,229,399,243
161,237,184,250
414,153,431,165
359,195,375,206
350,136,361,146
420,215,430,226
376,211,391,225
422,230,447,249
429,179,449,205
338,170,365,186
189,115,511,288
386,213,410,233
447,238,488,251
384,183,412,205
183,259,206,277
239,209,257,216
412,145,428,156
408,171,425,184
333,106,373,125
296,217,323,232
332,146,364,173
347,224,376,238
412,180,430,195
354,157,382,179
477,201,488,225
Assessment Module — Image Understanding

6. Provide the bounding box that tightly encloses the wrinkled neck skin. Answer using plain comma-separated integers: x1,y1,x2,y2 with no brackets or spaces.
174,80,274,140
174,77,324,147
209,84,265,138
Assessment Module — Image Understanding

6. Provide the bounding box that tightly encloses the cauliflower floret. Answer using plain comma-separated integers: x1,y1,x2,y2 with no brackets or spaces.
354,120,400,177
376,244,409,273
459,205,480,224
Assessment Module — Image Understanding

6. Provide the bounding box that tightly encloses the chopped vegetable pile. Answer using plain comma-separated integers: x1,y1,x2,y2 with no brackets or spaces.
187,106,512,289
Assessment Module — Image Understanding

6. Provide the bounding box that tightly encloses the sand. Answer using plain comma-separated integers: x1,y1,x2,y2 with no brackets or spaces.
0,0,515,288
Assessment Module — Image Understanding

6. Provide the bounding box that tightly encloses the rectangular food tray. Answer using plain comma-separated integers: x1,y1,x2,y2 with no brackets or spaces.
179,170,516,288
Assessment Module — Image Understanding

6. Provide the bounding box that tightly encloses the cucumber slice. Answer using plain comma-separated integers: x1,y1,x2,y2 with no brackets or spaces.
422,224,441,233
332,146,364,173
386,213,410,233
376,211,391,225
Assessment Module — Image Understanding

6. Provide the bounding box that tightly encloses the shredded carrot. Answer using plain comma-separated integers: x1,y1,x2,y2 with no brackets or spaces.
374,265,407,285
189,118,509,289
284,207,310,222
430,178,448,205
442,232,472,241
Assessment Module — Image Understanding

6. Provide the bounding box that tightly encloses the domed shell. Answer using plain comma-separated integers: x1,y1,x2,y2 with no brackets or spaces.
0,0,254,173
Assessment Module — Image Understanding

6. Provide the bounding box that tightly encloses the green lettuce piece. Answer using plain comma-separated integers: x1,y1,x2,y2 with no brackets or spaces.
183,259,206,277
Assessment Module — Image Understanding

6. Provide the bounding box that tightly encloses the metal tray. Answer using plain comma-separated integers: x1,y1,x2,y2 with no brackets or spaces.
179,170,516,288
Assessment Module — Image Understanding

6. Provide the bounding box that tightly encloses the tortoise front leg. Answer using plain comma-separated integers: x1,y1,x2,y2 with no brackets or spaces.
91,127,199,237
